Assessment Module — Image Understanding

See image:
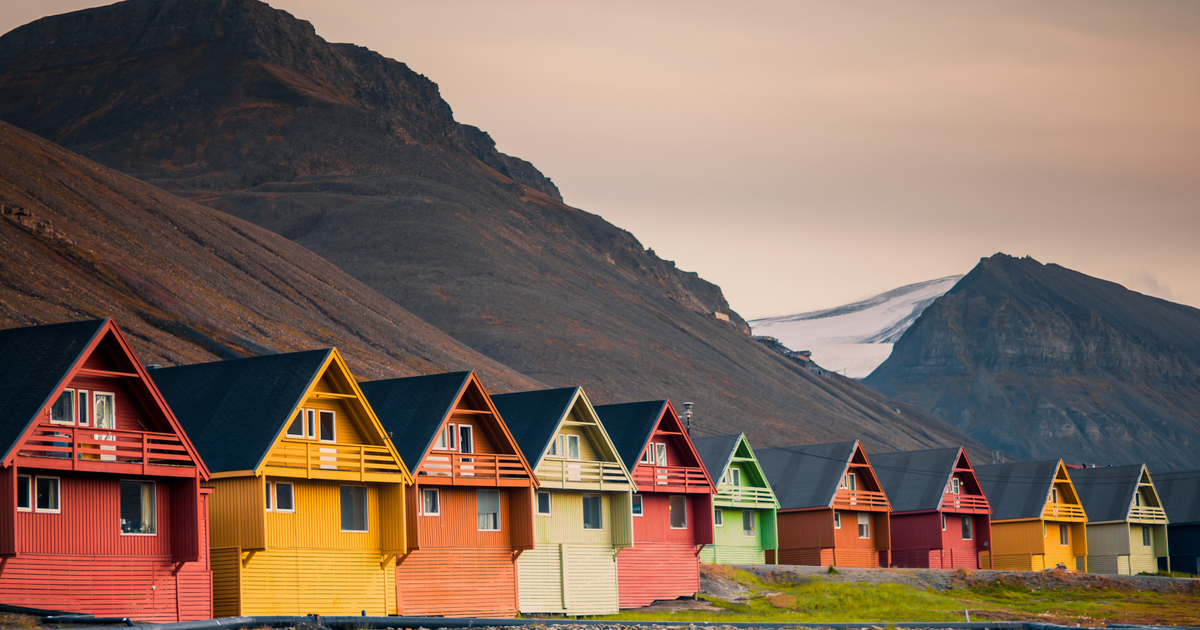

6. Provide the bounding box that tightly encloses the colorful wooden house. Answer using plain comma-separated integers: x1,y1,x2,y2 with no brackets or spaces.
492,387,634,616
692,433,778,565
594,400,714,609
1070,464,1169,575
1154,470,1200,576
871,447,992,569
360,372,536,617
151,349,411,616
0,319,212,622
976,460,1088,572
757,441,892,567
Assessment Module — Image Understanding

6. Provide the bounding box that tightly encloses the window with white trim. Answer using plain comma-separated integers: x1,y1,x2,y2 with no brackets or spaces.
640,446,653,464
1142,525,1151,547
566,434,581,460
583,494,602,530
459,424,473,454
669,495,687,529
833,511,841,529
265,481,273,511
537,491,551,516
548,436,560,457
1059,523,1069,546
961,516,972,540
950,478,961,494
631,493,643,516
714,508,724,527
655,443,668,466
731,468,741,487
340,485,368,532
421,488,440,516
286,412,306,438
93,392,115,429
275,482,295,513
120,480,156,535
306,409,316,440
318,410,336,442
477,490,500,531
742,510,755,537
16,475,31,511
50,389,74,424
35,476,60,513
1050,487,1059,504
941,513,947,531
857,512,870,539
77,390,89,426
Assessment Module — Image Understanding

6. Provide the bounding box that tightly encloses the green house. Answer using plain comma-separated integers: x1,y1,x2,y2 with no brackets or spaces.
493,387,634,616
693,433,779,564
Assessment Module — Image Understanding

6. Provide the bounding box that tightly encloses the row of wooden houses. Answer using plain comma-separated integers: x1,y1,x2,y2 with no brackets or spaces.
1,319,1197,622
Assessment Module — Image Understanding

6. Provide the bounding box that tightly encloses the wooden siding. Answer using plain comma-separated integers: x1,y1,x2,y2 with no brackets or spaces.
700,543,766,565
1088,523,1166,575
0,464,16,556
518,543,619,615
264,479,383,550
379,481,406,555
617,540,700,608
396,547,517,617
240,548,396,615
889,512,988,569
534,490,623,545
211,547,241,617
209,476,266,550
16,473,173,555
775,508,889,567
415,486,514,548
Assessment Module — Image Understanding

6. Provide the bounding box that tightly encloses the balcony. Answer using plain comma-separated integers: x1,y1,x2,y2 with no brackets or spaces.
535,459,629,490
714,485,776,508
18,424,196,477
631,465,711,493
264,439,406,482
1128,505,1168,523
940,494,991,513
417,452,531,487
1042,502,1087,521
831,489,889,511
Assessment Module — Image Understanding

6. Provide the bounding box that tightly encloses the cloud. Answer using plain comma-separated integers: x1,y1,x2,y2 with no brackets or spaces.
1129,273,1175,301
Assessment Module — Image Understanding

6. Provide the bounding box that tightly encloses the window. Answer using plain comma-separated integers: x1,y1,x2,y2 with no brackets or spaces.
477,490,500,531
1142,525,1151,547
447,423,457,451
1134,492,1142,507
286,412,305,437
306,409,316,440
566,434,581,460
714,508,724,527
583,494,602,530
93,392,115,429
833,511,841,529
639,446,653,464
950,478,961,494
340,486,368,532
631,493,643,517
421,488,440,516
275,482,295,513
459,424,473,454
941,513,947,531
16,475,30,511
1050,487,1059,504
731,468,741,487
434,424,448,449
35,477,60,513
120,480,156,534
50,389,74,424
961,516,972,540
265,481,273,511
655,443,667,466
669,495,687,529
77,390,89,426
857,513,870,539
743,510,755,537
548,436,560,457
319,410,336,442
840,472,856,491
1059,523,1069,546
537,491,552,515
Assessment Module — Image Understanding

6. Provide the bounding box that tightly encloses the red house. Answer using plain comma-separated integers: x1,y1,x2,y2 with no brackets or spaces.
871,447,993,568
0,319,212,621
594,400,714,609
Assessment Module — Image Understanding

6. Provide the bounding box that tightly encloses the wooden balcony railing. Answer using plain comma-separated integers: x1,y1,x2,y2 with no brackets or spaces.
417,452,531,486
536,459,628,488
1128,506,1168,523
1042,502,1087,520
715,485,776,507
831,489,889,511
264,440,405,481
19,425,195,476
940,494,991,512
631,465,711,492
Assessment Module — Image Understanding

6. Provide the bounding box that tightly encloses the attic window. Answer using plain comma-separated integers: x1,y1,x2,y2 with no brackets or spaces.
50,389,74,424
548,436,560,457
318,411,336,442
840,472,856,491
1050,488,1059,504
731,468,741,487
640,447,653,464
93,392,115,429
286,413,306,438
655,443,667,466
566,434,581,460
1134,492,1141,507
949,478,961,494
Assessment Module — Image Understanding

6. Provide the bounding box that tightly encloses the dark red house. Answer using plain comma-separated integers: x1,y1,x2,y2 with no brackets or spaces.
871,447,992,568
594,400,714,609
0,319,212,621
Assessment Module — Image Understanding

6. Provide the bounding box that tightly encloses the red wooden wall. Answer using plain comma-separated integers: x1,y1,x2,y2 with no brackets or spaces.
617,492,711,608
890,512,991,569
775,509,889,567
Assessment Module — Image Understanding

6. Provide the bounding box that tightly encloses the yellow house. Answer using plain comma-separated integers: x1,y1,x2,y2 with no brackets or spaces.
977,460,1088,572
151,349,411,615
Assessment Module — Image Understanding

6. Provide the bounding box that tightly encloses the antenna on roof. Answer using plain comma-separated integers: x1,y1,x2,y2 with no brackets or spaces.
682,402,694,434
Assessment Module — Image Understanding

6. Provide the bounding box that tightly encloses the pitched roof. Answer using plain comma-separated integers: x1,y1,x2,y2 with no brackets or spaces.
1154,469,1200,525
358,372,471,470
871,447,962,513
491,387,579,467
692,433,741,482
0,319,106,461
975,460,1062,521
150,349,330,474
593,400,668,471
757,441,858,510
1069,464,1146,524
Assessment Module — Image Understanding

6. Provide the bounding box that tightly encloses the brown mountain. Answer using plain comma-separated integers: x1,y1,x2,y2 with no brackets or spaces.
866,254,1200,471
0,0,990,455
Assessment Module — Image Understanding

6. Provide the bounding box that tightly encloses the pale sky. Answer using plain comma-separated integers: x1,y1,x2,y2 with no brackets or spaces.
5,1,1199,317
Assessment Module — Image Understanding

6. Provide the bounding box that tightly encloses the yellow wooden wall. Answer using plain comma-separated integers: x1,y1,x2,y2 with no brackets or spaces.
265,478,382,550
555,424,601,461
209,476,267,550
211,547,242,617
241,548,395,615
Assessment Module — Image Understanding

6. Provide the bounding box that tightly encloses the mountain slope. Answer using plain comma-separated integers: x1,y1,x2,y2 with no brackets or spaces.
866,254,1200,470
0,0,991,456
750,276,961,378
0,118,540,390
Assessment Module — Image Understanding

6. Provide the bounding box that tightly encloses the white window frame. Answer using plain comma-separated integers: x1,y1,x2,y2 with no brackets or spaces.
93,391,116,430
730,468,741,487
286,412,306,438
845,472,856,491
1134,492,1141,507
448,423,458,451
16,474,31,512
631,493,643,517
477,489,501,532
421,487,441,516
566,434,581,460
833,511,841,529
50,388,75,425
340,485,369,532
34,476,60,513
274,482,295,513
547,436,560,457
306,409,317,440
265,481,273,511
639,446,653,465
857,512,870,539
961,515,972,540
318,410,337,443
1050,487,1059,504
669,495,687,529
714,508,724,527
536,491,552,516
119,479,157,536
458,424,473,454
742,510,755,537
941,513,947,531
434,424,449,450
655,443,668,466
76,389,89,426
1142,525,1151,547
582,493,603,530
950,478,961,494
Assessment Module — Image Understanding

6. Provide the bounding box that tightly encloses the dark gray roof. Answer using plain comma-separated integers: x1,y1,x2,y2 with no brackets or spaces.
492,387,579,466
692,433,740,482
0,319,106,461
1070,465,1145,523
757,441,857,510
359,372,471,471
150,349,329,474
871,447,962,513
975,460,1061,521
1154,469,1200,525
593,401,668,471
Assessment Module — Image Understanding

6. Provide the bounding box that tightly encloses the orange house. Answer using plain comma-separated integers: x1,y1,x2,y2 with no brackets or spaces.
360,372,536,617
758,441,892,567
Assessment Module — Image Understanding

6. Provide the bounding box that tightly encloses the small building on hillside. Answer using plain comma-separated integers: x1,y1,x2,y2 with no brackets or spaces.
152,349,411,616
757,441,892,567
872,447,992,569
492,386,634,616
692,433,778,565
0,319,212,621
976,460,1088,572
361,372,537,617
1151,469,1200,576
594,400,715,609
1070,464,1169,575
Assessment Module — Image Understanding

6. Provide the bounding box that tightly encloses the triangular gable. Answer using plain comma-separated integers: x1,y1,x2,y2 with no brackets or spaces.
1051,460,1083,507
645,401,709,475
839,441,888,506
1,319,209,478
1071,463,1160,524
496,387,630,476
703,433,779,506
